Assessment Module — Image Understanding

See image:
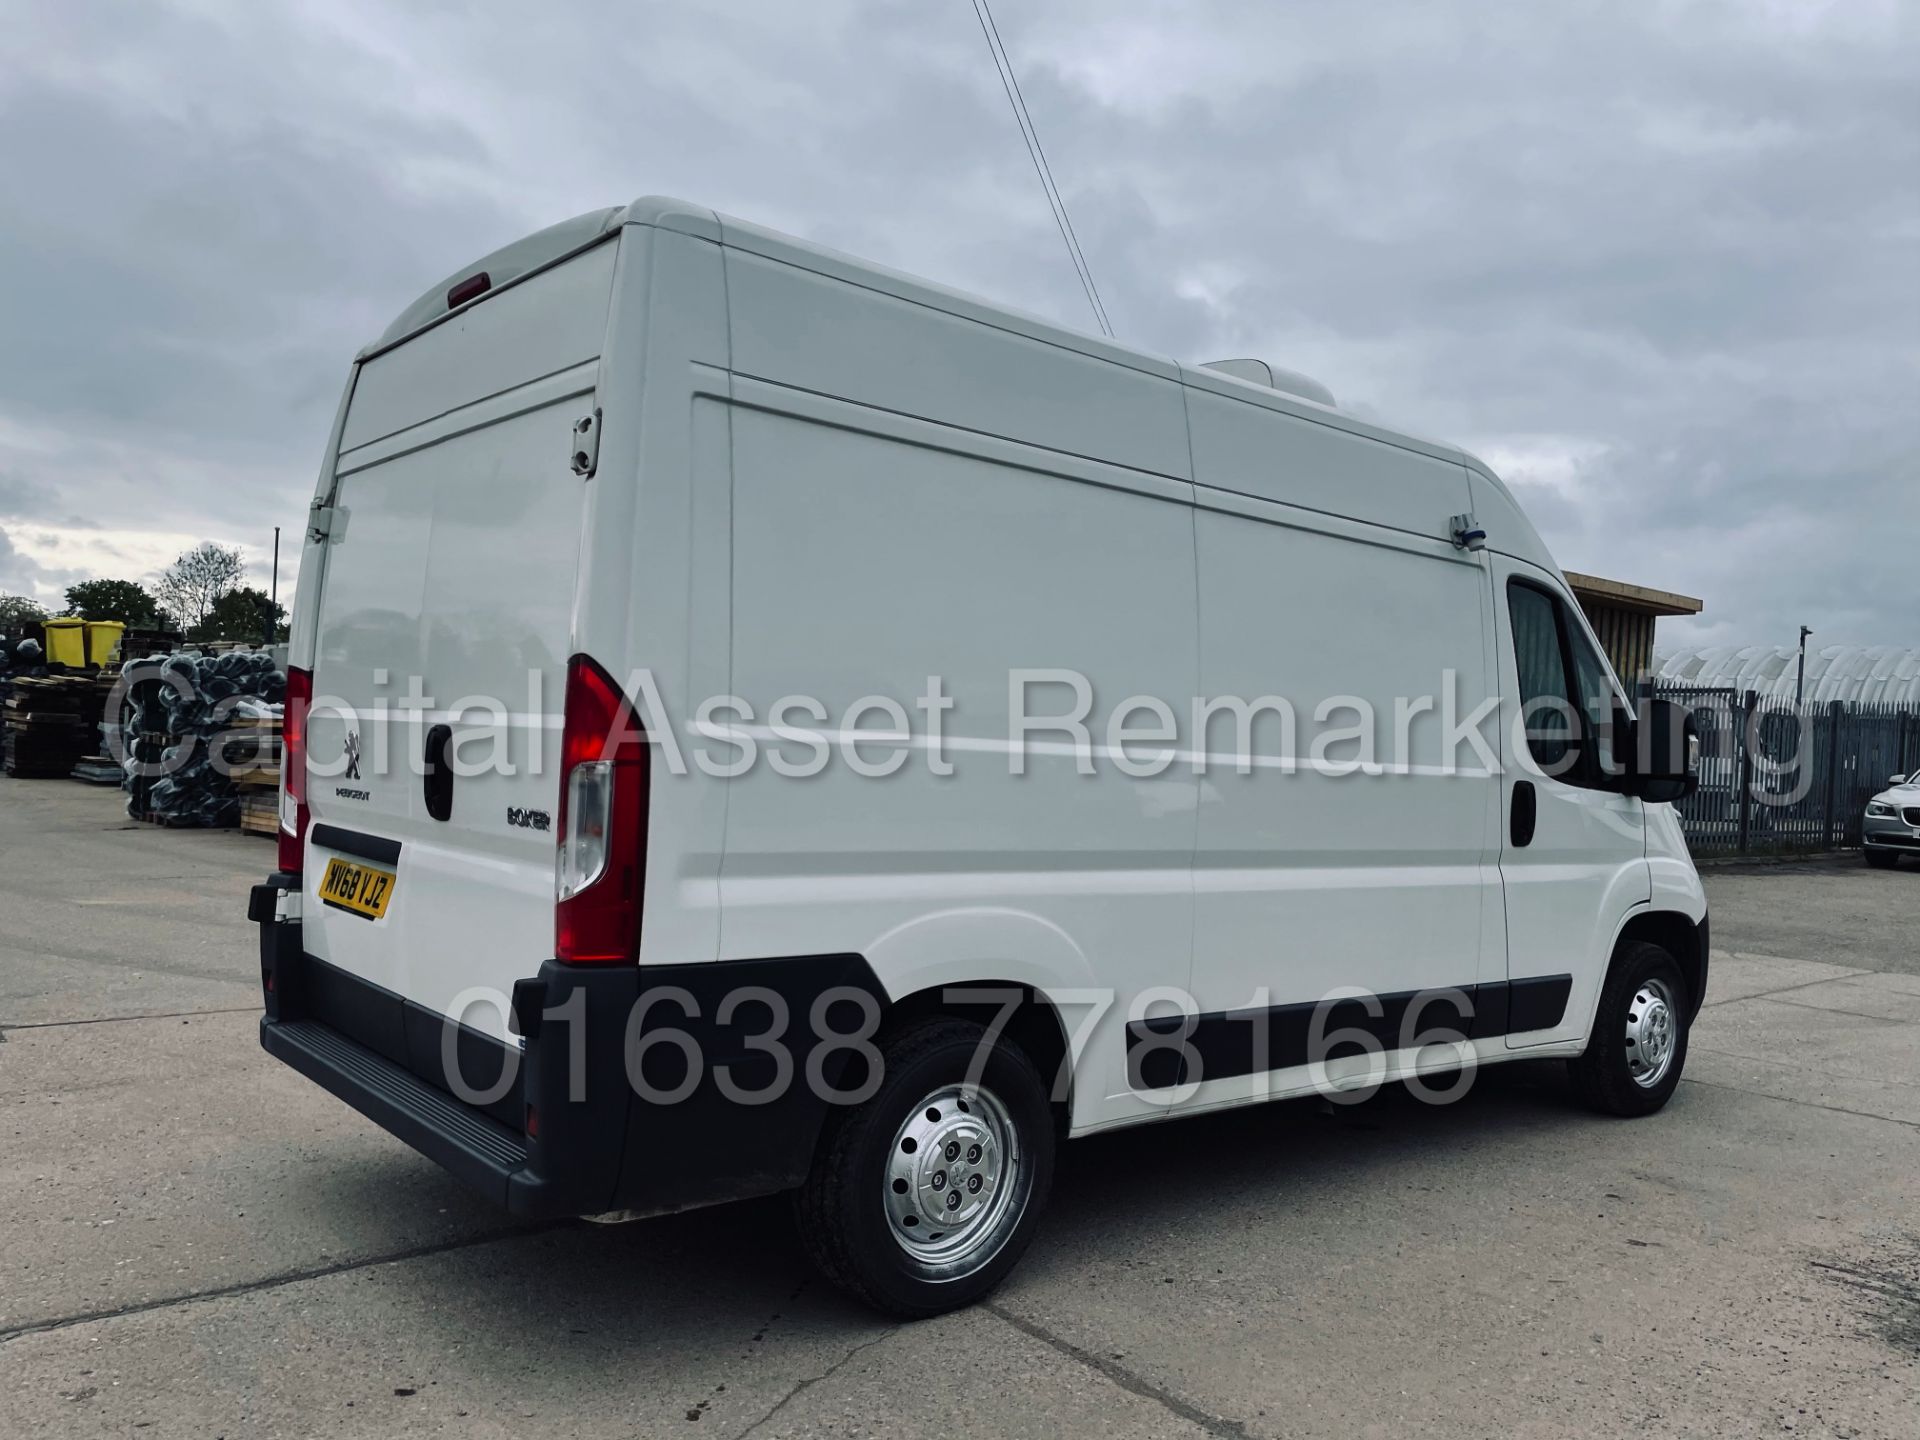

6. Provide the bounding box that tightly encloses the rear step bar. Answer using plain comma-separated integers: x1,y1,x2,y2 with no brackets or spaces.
254,877,635,1220
262,1018,528,1204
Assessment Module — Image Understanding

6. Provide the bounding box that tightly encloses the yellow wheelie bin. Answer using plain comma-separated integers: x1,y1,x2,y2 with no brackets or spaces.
42,617,87,667
84,620,125,666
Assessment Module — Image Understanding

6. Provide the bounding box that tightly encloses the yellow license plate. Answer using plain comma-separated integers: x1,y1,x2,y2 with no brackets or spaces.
319,857,396,920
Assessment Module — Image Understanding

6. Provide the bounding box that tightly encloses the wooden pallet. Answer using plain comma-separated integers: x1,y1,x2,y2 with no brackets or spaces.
235,737,281,835
7,674,91,703
6,675,110,724
220,716,281,768
4,725,86,778
5,675,108,778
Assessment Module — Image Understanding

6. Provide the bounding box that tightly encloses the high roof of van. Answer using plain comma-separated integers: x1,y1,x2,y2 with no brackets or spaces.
368,195,1527,544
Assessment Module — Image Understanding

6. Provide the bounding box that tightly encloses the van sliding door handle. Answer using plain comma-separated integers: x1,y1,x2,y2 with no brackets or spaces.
1510,780,1537,848
423,723,454,822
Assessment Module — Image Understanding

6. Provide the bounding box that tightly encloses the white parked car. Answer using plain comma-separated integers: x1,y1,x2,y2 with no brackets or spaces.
252,197,1707,1316
1863,775,1920,867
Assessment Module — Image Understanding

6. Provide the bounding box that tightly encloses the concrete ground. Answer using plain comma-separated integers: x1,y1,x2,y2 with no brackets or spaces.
2,777,1915,1439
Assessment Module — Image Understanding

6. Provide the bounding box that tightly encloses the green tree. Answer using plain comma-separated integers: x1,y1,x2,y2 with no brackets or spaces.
64,578,162,626
155,542,246,631
0,594,48,627
192,585,286,643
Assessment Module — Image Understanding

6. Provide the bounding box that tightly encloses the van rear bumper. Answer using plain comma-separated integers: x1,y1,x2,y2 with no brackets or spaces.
252,876,888,1222
252,876,635,1221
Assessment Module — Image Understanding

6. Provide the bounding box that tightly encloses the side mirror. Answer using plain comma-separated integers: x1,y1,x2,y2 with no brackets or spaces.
1892,775,1909,786
1627,698,1698,803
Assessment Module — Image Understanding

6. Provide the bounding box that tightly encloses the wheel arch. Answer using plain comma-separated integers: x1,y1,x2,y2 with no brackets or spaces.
1612,908,1709,1020
860,906,1095,1134
881,981,1075,1137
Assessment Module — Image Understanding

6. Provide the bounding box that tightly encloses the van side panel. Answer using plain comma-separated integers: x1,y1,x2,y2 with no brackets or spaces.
1181,383,1472,539
716,253,1200,1132
722,249,1190,480
1179,399,1505,1110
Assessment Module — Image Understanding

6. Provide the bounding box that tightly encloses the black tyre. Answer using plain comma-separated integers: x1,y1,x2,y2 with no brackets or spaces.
1568,941,1691,1117
1864,848,1899,870
793,1017,1054,1318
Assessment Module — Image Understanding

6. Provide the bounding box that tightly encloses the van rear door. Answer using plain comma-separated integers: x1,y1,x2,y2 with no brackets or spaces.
301,236,619,1042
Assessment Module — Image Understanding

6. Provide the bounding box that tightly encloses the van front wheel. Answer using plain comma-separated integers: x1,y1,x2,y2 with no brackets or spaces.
1568,941,1692,1117
793,1017,1055,1318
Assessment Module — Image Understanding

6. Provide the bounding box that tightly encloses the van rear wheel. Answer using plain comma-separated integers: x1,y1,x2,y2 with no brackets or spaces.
1568,941,1692,1117
793,1017,1054,1318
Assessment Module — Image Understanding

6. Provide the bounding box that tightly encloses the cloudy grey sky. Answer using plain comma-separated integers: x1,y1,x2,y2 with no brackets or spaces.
3,0,1916,649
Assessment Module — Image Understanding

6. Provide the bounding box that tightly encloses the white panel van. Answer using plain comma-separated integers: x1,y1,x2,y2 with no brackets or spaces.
252,197,1707,1317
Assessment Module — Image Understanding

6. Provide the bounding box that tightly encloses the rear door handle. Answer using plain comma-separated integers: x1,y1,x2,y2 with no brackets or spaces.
1510,780,1537,848
423,723,454,822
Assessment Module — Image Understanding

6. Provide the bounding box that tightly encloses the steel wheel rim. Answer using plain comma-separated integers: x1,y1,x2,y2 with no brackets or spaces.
1625,976,1679,1089
884,1083,1021,1269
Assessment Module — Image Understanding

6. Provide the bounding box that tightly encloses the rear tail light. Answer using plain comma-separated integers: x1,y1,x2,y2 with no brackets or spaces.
554,655,648,963
278,665,312,874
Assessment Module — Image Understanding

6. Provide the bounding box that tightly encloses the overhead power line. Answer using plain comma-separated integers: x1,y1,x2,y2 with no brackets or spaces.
969,0,1114,338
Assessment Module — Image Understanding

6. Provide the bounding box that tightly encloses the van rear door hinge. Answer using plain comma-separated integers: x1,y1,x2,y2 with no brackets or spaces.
570,409,601,478
307,503,349,544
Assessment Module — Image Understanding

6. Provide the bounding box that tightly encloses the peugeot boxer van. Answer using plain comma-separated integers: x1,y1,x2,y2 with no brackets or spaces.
251,197,1706,1317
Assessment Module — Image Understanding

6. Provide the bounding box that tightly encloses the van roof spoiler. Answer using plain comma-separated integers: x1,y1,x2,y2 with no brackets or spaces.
369,206,626,353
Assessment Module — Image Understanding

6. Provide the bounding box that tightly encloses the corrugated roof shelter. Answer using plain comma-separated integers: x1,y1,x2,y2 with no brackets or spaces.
1653,644,1920,709
1564,571,1704,685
